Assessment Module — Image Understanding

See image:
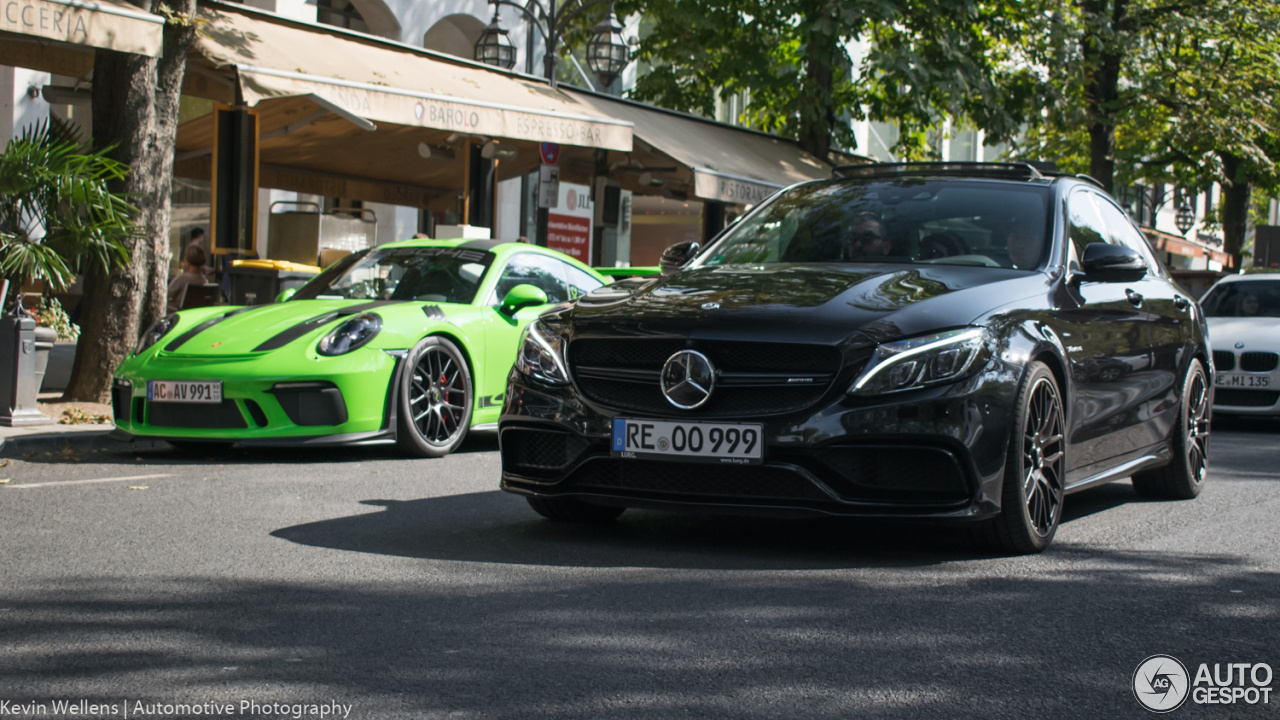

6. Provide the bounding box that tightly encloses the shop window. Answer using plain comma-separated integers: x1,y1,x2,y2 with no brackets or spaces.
316,0,370,34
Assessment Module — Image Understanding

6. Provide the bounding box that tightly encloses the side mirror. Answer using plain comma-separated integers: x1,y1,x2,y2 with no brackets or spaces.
275,288,297,303
499,283,548,316
660,241,700,275
1080,242,1147,283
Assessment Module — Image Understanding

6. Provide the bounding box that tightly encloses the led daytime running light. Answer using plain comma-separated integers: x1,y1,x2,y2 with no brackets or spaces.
850,328,986,394
517,322,570,385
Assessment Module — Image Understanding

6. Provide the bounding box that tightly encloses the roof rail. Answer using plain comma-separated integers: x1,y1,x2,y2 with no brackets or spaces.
1073,173,1105,189
831,161,1047,182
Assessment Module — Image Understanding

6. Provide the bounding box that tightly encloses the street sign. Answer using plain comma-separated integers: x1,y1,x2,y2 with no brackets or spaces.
538,163,560,209
539,142,560,165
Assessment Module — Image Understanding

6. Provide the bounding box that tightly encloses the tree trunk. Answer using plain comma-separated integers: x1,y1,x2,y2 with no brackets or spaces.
62,1,198,403
1220,151,1250,270
795,9,839,162
1081,0,1128,193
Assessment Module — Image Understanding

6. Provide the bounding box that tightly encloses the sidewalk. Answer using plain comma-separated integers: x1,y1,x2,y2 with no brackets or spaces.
0,420,123,456
0,395,167,456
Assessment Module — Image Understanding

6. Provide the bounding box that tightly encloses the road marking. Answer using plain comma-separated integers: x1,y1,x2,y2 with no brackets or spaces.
6,473,174,489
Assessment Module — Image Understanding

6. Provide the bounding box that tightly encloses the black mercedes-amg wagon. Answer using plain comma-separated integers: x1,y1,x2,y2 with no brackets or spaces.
498,162,1212,553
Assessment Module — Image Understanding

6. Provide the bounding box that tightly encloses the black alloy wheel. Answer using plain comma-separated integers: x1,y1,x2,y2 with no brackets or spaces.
397,336,473,458
1132,359,1210,499
979,361,1065,554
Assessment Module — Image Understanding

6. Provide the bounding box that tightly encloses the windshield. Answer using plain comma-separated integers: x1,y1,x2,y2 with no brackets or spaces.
292,246,494,304
699,179,1053,270
1202,280,1280,318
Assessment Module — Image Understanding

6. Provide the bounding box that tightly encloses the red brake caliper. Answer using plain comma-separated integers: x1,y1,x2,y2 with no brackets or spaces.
440,373,448,404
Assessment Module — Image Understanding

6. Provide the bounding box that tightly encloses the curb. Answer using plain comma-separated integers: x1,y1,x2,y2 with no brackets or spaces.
0,429,169,457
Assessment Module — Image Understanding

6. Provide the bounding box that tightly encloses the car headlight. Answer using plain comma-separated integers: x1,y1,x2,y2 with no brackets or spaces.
317,313,382,356
135,314,179,354
849,327,989,395
516,321,569,385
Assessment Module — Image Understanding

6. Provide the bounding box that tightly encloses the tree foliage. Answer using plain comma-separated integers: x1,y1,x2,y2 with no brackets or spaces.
616,0,1036,161
1011,0,1280,261
0,121,135,313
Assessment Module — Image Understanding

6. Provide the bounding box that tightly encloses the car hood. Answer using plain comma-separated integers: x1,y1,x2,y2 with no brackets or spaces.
1207,316,1280,351
568,263,1046,344
160,300,411,356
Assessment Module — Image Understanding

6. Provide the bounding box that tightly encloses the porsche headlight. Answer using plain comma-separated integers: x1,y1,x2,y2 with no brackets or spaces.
317,313,382,356
849,328,989,395
516,321,569,385
135,314,179,354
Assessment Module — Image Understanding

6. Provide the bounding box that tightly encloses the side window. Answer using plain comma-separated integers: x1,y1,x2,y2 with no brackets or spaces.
491,253,569,305
563,263,604,300
1094,196,1162,275
1067,191,1111,264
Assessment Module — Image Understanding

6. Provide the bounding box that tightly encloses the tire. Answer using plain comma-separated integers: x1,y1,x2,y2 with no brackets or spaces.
166,440,234,453
1132,359,1209,500
976,361,1066,554
396,336,473,458
526,496,625,523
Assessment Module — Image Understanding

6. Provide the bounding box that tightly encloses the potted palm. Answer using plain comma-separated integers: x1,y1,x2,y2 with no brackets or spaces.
0,120,135,425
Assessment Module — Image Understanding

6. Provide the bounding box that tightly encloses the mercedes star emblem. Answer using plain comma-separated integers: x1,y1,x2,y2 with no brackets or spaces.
661,350,716,409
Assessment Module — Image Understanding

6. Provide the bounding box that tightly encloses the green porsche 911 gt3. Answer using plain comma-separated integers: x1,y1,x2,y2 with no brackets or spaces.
112,239,607,457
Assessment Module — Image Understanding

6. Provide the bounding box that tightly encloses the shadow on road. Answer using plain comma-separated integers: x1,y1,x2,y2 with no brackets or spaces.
1,552,1274,717
271,480,1152,571
274,491,985,570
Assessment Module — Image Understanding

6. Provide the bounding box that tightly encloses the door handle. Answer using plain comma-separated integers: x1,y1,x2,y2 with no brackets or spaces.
1125,289,1144,306
1173,295,1190,311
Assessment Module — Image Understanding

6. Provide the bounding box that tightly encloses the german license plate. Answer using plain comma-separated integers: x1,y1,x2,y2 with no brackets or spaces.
146,380,223,403
1215,373,1270,389
611,418,763,464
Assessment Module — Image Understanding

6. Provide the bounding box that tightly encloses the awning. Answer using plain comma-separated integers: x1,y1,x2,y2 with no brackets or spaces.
1144,227,1230,266
568,91,835,204
194,2,632,152
0,0,163,56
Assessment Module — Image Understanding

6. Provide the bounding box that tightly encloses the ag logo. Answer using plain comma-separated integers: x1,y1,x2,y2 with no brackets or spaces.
1134,655,1190,713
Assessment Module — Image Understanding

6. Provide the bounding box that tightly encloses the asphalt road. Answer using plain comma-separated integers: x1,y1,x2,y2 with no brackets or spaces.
0,418,1277,719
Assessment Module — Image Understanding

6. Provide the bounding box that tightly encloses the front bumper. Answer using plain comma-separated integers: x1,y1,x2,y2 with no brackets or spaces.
499,360,1020,521
111,349,401,444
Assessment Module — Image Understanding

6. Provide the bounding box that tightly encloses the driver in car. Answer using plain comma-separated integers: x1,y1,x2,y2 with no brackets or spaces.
1004,217,1043,270
844,216,891,259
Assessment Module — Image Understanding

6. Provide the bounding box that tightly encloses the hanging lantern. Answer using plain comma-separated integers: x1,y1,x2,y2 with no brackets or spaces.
474,9,516,70
1175,203,1195,235
585,3,630,89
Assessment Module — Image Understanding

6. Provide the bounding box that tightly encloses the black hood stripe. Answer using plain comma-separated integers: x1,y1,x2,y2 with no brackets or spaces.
164,307,258,352
252,301,401,352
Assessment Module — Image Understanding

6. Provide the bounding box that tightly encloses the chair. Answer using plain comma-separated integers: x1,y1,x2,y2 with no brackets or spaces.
180,283,221,309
